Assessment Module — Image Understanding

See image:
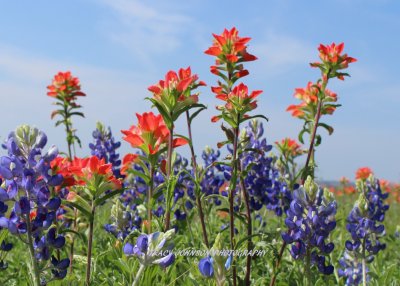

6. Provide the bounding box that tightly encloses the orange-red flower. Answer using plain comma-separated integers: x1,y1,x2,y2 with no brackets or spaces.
310,43,357,80
51,156,77,187
355,167,373,180
47,71,86,100
205,27,257,63
215,83,261,114
275,138,303,157
68,156,122,190
120,153,140,175
287,82,338,118
316,43,356,68
121,112,187,155
148,67,205,102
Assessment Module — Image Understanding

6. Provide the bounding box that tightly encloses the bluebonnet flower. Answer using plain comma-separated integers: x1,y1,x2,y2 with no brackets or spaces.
241,120,292,215
123,229,175,268
0,125,69,282
198,234,231,286
89,122,122,178
281,176,337,275
338,252,365,286
104,199,142,240
183,146,227,213
0,237,13,270
339,175,389,285
199,256,214,277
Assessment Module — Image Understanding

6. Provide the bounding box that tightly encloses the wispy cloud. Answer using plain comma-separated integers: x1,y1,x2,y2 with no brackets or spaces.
0,44,151,155
99,0,193,63
252,31,315,77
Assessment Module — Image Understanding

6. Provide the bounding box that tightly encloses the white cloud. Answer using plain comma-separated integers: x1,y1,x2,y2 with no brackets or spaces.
0,44,151,156
99,0,193,62
252,31,315,77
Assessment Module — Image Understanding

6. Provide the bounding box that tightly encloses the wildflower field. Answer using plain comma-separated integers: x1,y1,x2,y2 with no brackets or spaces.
0,27,399,286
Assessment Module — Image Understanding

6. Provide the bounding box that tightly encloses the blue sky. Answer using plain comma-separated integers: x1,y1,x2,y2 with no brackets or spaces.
0,0,399,181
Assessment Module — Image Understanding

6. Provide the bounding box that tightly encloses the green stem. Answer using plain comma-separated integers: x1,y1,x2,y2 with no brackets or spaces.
185,110,209,248
147,165,154,233
238,160,252,286
305,249,311,286
132,264,146,286
26,214,41,286
362,238,367,286
85,203,96,285
164,122,174,231
229,122,240,286
271,76,331,286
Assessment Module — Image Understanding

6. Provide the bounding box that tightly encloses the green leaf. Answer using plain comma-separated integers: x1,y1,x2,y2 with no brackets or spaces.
235,233,267,250
298,128,309,144
239,114,269,124
94,189,124,207
318,122,334,135
315,134,322,146
63,197,93,221
69,112,85,118
59,229,87,244
188,105,207,124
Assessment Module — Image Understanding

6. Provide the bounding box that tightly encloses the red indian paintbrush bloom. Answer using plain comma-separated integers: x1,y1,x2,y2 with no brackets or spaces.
121,112,187,156
205,27,257,63
287,81,338,119
68,156,122,190
212,83,262,123
356,167,373,180
310,42,357,80
47,71,86,100
120,153,140,175
148,67,205,102
275,138,303,157
51,156,77,187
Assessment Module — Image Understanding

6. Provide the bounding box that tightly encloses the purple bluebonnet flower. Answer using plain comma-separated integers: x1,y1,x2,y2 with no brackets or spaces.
104,199,142,240
339,176,389,285
0,125,69,282
0,238,13,270
123,229,175,268
89,122,122,178
281,176,337,275
241,120,292,215
198,233,231,286
198,256,214,277
338,252,365,286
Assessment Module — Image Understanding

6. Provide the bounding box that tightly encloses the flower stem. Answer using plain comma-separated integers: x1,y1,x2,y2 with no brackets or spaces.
85,204,96,285
25,214,41,286
362,238,367,286
305,249,312,286
185,111,209,248
164,122,174,231
229,123,240,286
132,264,146,286
270,77,330,286
147,164,154,233
238,160,252,286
